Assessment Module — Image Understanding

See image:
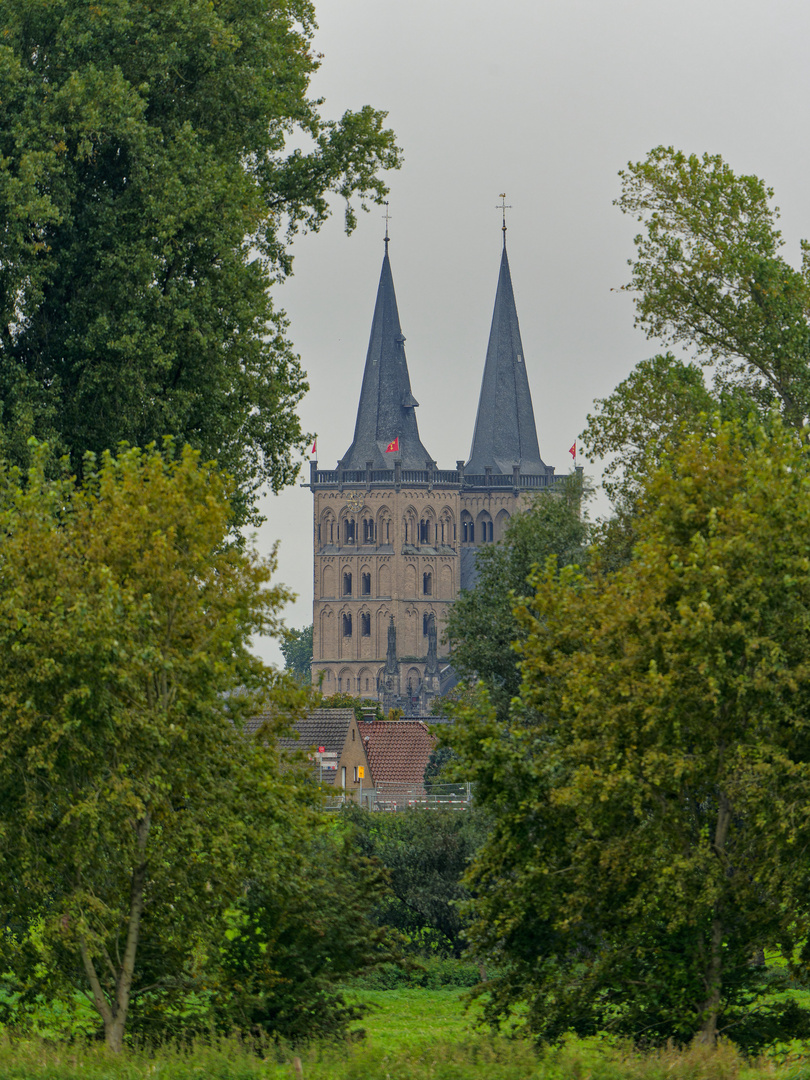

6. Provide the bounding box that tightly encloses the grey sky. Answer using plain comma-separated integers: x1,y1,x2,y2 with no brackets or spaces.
253,0,810,666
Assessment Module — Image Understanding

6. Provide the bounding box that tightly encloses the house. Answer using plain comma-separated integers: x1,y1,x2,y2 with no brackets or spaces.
245,707,372,797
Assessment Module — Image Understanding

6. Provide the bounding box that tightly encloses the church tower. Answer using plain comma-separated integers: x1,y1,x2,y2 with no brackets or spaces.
308,218,567,710
309,239,459,709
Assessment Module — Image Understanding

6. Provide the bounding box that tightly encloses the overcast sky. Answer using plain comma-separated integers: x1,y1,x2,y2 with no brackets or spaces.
252,0,810,666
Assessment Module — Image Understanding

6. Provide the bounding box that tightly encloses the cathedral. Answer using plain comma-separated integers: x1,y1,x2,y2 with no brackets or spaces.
308,222,569,712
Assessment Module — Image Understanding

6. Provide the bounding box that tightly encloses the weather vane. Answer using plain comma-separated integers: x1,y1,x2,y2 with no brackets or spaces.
383,201,392,247
497,193,511,245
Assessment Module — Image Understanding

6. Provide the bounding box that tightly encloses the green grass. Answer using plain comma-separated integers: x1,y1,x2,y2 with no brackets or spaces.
345,986,485,1049
1,989,810,1079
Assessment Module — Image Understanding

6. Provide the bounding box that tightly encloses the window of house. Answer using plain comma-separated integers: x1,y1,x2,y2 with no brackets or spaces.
361,572,371,595
343,613,352,636
361,612,371,636
352,728,355,742
353,765,360,782
423,572,432,596
343,572,352,596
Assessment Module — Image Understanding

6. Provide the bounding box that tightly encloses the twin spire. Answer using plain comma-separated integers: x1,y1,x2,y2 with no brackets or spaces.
340,225,547,476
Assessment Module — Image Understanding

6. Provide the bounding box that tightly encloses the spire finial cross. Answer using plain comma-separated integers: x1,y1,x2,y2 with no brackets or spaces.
497,193,511,246
383,201,392,249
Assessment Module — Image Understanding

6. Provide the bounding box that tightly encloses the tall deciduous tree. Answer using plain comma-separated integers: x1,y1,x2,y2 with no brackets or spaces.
0,0,400,519
445,478,588,719
583,149,810,514
0,443,310,1052
449,418,810,1046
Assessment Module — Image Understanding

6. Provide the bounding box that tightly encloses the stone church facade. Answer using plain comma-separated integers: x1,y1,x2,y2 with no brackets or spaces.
308,228,572,713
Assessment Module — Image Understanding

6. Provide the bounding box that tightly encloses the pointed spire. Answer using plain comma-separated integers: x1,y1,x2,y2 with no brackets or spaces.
340,244,435,471
466,242,546,476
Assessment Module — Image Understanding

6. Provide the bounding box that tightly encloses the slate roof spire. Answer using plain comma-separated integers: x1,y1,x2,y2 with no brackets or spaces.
466,240,547,476
339,242,435,471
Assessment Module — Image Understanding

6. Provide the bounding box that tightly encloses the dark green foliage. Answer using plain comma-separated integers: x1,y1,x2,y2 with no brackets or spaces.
0,0,400,519
446,477,588,718
211,828,396,1043
280,625,313,685
343,806,489,959
448,418,810,1047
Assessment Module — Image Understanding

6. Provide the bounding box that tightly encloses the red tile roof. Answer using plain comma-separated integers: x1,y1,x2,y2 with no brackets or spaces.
360,720,435,788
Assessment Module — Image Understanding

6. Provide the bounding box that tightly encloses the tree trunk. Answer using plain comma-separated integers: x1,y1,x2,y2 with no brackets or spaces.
81,814,150,1052
697,792,732,1044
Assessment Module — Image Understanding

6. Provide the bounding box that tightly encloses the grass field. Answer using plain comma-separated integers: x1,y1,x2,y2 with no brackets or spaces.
1,988,810,1079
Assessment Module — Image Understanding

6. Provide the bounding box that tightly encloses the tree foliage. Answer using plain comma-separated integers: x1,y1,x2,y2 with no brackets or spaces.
445,479,588,718
213,826,395,1043
280,624,313,684
616,146,810,426
344,806,489,959
448,418,810,1046
0,442,311,1051
0,0,400,518
583,149,810,513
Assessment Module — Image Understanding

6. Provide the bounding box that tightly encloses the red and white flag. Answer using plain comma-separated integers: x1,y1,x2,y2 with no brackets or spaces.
569,441,576,460
385,437,399,453
310,438,317,457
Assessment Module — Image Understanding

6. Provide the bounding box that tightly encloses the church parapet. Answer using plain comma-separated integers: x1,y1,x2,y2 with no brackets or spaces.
307,469,566,492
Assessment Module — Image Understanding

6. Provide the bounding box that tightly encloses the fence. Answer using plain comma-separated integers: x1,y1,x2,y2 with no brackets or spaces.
323,781,473,812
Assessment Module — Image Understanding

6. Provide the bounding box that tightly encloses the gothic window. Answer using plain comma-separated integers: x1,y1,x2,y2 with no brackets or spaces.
423,572,432,596
342,613,352,637
361,572,371,595
488,521,493,542
363,518,375,543
419,520,429,543
361,612,371,636
344,519,356,544
365,678,370,691
463,520,474,543
423,612,430,635
317,524,321,545
343,572,352,596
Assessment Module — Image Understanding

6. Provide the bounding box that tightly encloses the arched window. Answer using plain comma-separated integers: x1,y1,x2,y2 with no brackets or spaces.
361,612,371,636
361,572,371,595
423,612,430,635
343,572,352,596
363,518,375,543
420,519,429,543
423,572,432,596
342,613,352,637
344,518,356,544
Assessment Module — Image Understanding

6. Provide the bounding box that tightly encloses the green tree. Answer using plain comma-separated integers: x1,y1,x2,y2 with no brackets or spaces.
616,146,810,427
0,442,310,1052
449,417,810,1046
344,805,488,959
445,478,588,719
582,149,810,521
0,0,400,518
215,826,395,1042
280,624,313,684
